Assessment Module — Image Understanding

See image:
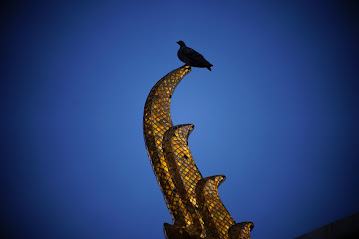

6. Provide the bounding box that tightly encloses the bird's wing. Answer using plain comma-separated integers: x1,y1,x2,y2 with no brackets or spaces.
183,47,203,58
181,46,212,67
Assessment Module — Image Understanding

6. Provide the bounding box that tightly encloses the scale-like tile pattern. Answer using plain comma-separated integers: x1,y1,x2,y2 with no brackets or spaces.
196,176,235,239
143,65,253,239
143,65,192,224
163,124,204,237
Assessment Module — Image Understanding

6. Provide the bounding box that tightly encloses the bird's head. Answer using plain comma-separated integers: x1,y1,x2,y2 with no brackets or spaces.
177,41,186,47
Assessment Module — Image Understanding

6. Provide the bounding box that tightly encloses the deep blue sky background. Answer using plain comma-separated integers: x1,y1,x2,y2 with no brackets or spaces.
1,1,359,238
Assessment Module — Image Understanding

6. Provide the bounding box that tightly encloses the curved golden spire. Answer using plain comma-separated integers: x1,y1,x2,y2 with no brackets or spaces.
143,65,192,225
163,124,204,236
143,65,253,239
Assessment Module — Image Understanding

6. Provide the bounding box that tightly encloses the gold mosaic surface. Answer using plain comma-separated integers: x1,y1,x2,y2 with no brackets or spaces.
143,65,253,239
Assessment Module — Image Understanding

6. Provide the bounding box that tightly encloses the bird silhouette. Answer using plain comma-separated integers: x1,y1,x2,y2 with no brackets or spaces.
177,41,213,71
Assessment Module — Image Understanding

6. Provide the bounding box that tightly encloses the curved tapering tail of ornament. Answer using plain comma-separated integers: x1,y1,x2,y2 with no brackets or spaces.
163,124,204,236
143,65,253,239
195,175,235,239
143,65,192,225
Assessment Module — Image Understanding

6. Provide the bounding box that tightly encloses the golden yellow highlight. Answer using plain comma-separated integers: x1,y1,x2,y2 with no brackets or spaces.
143,65,253,239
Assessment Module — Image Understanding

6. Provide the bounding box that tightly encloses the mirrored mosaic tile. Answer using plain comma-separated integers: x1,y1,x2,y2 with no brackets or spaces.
143,65,253,239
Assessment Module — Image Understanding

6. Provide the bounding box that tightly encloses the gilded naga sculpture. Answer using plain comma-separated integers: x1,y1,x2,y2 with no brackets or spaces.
143,65,254,239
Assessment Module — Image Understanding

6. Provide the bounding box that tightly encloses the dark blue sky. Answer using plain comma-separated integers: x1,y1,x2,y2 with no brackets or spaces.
1,1,359,238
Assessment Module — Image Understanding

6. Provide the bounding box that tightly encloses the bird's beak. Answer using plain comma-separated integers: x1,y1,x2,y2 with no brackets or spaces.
176,41,180,44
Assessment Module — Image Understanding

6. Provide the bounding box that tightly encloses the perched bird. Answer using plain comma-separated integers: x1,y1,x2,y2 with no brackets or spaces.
177,41,213,71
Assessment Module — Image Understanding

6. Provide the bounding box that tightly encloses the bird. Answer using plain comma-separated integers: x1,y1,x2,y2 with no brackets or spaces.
177,41,213,71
